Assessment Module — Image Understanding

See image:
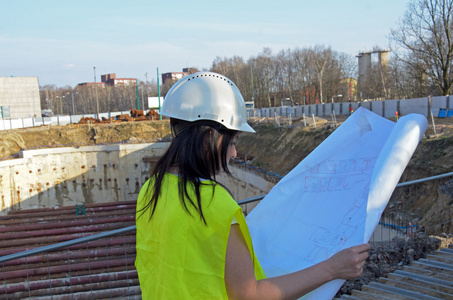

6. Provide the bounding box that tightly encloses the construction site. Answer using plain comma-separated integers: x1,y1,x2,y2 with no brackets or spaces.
0,111,452,298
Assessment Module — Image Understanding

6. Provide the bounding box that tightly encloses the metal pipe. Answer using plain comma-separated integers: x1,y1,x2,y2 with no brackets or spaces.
395,171,453,188
0,226,136,263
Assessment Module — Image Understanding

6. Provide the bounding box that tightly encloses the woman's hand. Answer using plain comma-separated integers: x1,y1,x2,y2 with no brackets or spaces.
325,244,371,280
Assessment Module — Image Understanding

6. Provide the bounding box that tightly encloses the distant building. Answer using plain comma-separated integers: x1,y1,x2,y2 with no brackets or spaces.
101,73,136,86
77,82,105,88
0,76,41,118
161,68,198,85
357,49,390,99
161,72,188,85
77,73,136,88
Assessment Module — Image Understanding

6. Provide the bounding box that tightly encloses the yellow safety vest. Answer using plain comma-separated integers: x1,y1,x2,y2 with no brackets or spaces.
135,173,266,299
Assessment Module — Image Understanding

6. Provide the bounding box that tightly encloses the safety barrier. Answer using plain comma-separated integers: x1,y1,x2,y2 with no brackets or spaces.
0,110,151,131
2,95,452,132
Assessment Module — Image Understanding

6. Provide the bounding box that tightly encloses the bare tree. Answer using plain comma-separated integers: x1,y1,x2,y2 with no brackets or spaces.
305,46,345,103
292,48,317,104
211,56,251,102
390,0,453,95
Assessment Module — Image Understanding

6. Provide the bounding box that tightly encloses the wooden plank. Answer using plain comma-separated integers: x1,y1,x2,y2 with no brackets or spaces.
402,265,453,282
350,289,394,300
361,285,416,300
379,277,452,299
365,282,442,300
394,270,453,287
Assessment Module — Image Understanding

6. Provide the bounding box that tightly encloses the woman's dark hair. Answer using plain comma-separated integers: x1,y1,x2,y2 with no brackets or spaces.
138,118,238,224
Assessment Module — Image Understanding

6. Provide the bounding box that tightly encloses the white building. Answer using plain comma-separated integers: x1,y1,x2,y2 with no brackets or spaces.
0,77,41,118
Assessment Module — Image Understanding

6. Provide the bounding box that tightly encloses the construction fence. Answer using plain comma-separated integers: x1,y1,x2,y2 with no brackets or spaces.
247,95,453,119
2,96,453,131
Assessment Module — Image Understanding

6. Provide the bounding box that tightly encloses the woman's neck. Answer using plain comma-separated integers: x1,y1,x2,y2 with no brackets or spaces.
167,166,179,175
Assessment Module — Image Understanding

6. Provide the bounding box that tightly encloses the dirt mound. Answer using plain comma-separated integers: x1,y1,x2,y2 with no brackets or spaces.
0,120,172,160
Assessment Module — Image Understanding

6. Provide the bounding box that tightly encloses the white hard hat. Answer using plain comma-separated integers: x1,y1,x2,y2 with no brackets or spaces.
160,72,255,133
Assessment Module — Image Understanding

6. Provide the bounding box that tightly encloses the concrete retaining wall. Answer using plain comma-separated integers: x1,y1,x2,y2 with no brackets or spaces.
0,141,416,242
0,142,277,216
219,165,276,215
0,142,170,215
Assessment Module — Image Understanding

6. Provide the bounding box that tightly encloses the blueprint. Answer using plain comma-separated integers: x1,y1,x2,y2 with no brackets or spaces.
246,107,428,299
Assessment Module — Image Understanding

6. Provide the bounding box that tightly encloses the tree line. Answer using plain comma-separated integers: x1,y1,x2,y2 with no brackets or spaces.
40,81,160,116
40,0,453,115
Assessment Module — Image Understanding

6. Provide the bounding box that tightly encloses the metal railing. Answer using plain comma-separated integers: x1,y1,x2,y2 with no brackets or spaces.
0,172,452,299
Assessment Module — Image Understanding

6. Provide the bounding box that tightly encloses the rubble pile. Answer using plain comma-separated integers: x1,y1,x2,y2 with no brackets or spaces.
77,109,163,125
337,232,442,297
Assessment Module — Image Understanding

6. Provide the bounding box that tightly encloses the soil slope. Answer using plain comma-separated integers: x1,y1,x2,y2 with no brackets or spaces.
1,116,452,181
0,120,172,159
236,116,453,181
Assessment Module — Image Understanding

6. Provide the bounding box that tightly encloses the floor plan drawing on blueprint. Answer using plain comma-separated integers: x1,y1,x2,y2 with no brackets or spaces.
247,107,428,299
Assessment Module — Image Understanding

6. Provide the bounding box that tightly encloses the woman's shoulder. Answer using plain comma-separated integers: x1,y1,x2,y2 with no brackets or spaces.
201,182,238,210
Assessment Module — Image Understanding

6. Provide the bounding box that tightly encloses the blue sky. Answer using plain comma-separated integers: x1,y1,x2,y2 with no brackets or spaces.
1,0,410,87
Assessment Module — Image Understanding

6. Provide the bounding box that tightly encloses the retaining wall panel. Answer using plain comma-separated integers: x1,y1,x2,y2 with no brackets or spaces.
431,96,447,116
350,102,360,113
70,115,83,123
400,97,428,116
324,104,333,116
384,100,399,118
295,106,303,117
10,119,23,130
308,105,316,116
315,104,323,116
360,101,371,110
22,118,34,128
371,101,384,116
332,103,341,115
341,103,350,116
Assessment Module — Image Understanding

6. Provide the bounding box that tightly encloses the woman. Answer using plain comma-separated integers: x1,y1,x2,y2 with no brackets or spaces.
135,72,370,299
